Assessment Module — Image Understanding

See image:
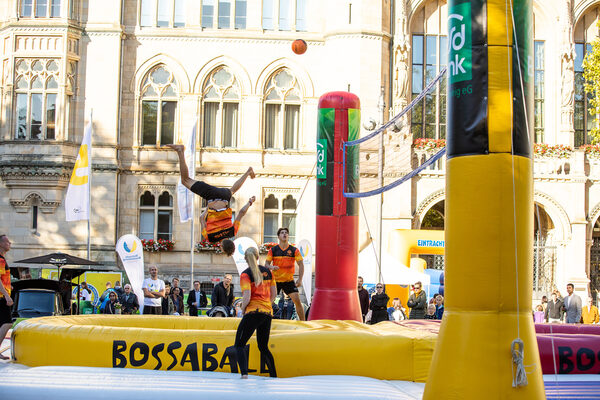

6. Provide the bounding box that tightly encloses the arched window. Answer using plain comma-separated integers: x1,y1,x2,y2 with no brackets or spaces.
202,66,240,148
263,69,301,150
141,65,178,146
410,0,447,139
139,188,174,240
263,192,297,243
14,59,59,140
574,7,599,147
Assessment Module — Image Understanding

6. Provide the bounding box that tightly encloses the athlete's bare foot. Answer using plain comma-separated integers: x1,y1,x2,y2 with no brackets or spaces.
241,374,248,379
248,196,256,205
0,353,9,360
164,144,185,153
247,167,255,179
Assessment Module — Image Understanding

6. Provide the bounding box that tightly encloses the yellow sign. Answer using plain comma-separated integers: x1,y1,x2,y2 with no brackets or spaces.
42,269,122,306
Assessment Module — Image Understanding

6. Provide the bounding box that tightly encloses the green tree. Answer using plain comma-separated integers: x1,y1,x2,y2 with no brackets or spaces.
583,33,600,143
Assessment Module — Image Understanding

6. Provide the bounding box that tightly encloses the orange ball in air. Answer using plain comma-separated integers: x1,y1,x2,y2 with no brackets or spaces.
292,39,307,55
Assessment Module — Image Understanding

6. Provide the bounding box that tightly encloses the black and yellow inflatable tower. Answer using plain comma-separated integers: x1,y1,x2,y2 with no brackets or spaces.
423,0,545,398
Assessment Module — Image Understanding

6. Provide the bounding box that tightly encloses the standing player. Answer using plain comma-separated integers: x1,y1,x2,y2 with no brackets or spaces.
265,227,305,321
165,144,255,256
234,247,277,378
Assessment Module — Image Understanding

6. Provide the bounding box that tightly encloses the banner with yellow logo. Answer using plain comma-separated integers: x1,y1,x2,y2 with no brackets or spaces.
65,120,92,221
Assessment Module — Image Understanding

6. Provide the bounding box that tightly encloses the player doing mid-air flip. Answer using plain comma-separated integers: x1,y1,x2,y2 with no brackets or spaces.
166,144,255,256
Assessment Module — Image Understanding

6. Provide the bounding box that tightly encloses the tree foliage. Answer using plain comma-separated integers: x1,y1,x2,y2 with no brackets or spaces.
583,33,600,143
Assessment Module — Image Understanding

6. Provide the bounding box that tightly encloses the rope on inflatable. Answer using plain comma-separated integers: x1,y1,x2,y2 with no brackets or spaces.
511,338,527,387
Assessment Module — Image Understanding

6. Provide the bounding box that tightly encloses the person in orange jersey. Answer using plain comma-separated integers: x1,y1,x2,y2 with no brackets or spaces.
234,247,277,378
166,144,255,256
265,227,305,320
0,235,13,360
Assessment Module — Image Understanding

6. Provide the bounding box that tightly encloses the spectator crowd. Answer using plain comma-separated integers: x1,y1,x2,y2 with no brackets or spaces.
532,283,600,324
357,276,445,324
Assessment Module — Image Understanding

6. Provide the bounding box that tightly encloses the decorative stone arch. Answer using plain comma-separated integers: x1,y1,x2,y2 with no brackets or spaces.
532,0,552,32
255,58,314,99
414,189,445,229
574,0,600,25
534,190,571,242
408,0,447,26
193,56,252,96
130,54,191,94
408,0,426,21
138,185,176,199
586,200,600,239
10,191,59,214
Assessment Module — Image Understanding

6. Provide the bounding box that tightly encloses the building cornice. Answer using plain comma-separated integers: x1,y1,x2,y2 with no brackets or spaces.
121,169,313,179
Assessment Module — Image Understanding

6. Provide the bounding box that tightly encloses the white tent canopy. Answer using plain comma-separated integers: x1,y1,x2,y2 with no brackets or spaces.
358,247,431,286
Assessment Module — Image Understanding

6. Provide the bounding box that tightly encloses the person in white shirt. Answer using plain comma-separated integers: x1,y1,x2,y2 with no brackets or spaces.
79,282,91,301
142,265,165,314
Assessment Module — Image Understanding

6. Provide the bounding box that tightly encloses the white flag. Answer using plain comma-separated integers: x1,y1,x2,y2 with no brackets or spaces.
65,120,92,221
298,239,313,305
177,122,197,222
116,234,145,314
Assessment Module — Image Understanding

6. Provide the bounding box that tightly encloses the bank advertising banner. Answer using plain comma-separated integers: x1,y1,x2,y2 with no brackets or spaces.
447,0,488,158
116,234,145,313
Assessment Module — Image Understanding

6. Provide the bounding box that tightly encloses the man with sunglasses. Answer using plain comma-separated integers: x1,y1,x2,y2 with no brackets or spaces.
407,281,427,319
369,283,389,324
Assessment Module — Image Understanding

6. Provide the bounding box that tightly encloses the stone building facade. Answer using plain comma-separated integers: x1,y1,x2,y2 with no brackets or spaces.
0,0,599,302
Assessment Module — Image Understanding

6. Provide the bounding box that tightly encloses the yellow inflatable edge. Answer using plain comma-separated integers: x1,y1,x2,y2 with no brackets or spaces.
12,315,436,381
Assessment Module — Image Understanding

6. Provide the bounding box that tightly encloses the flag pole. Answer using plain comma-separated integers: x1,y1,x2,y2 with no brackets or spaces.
190,119,196,289
87,109,93,259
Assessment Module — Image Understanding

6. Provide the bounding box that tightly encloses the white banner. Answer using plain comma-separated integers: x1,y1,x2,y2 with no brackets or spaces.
298,239,313,305
232,237,259,276
65,120,92,221
177,122,197,222
116,234,145,314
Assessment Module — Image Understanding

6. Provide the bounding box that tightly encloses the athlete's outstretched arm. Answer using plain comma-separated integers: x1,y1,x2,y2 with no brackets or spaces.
199,208,208,238
164,144,197,189
234,196,255,223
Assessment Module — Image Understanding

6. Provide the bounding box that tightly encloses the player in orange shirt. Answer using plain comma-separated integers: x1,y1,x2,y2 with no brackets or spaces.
234,247,277,378
265,227,305,321
0,235,13,360
166,144,255,256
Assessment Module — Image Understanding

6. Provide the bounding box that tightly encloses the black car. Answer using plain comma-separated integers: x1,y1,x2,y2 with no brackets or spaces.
11,279,66,321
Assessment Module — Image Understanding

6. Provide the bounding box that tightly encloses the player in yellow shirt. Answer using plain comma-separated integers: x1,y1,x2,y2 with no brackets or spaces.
166,144,255,256
265,227,305,321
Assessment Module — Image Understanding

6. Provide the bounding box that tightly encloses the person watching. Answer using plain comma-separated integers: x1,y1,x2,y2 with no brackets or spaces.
211,274,235,316
120,284,139,314
187,280,207,316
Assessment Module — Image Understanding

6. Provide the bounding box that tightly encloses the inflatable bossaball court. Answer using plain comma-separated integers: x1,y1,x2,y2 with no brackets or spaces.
5,0,600,398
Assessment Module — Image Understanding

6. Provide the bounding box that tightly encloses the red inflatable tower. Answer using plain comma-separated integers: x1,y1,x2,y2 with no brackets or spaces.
309,92,362,321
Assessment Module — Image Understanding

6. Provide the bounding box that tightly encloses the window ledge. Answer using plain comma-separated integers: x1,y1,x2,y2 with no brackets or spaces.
263,149,313,156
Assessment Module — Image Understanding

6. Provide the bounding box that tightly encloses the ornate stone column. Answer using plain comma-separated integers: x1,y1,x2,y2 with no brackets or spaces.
392,0,410,115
